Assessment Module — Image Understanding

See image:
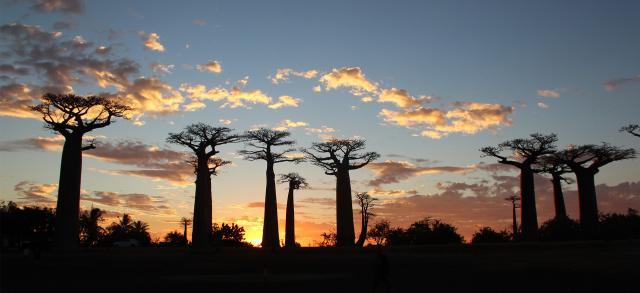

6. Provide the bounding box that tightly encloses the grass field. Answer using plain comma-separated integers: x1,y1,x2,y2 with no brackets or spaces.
2,241,639,292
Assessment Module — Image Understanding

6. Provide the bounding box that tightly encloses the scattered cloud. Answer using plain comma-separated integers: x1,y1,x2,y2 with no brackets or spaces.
83,191,174,215
150,63,175,75
319,67,378,95
0,135,64,151
361,96,373,103
14,181,57,205
180,83,272,109
537,89,560,98
604,74,640,91
380,102,514,139
367,160,475,187
270,68,318,84
219,119,232,125
193,18,207,26
274,119,308,131
368,187,418,197
196,60,222,73
140,32,165,52
537,102,549,109
268,95,301,109
378,88,430,108
17,0,84,14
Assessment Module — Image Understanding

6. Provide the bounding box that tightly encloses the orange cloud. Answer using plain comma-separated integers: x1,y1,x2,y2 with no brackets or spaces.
141,32,165,52
319,67,378,94
268,95,302,109
196,60,222,73
380,102,514,139
270,68,318,84
367,160,475,187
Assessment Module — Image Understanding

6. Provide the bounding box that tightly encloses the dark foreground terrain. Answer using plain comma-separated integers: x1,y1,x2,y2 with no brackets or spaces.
2,241,639,293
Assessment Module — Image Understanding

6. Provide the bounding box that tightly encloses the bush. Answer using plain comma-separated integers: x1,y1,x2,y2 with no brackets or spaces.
539,216,581,241
471,227,511,244
599,209,640,240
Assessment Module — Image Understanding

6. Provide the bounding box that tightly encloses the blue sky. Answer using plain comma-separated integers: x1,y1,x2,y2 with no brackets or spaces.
1,0,639,244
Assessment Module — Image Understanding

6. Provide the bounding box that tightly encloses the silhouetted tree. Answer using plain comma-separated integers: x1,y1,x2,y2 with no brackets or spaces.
538,216,580,241
162,230,187,246
599,208,640,240
179,217,192,243
620,124,640,138
304,138,380,246
104,214,151,246
535,156,572,218
552,143,636,237
278,173,308,248
0,201,55,249
504,195,520,239
355,192,377,247
79,208,104,247
167,123,240,248
239,128,303,248
367,220,391,246
31,93,130,249
480,133,558,241
211,223,250,246
319,231,337,247
471,227,511,244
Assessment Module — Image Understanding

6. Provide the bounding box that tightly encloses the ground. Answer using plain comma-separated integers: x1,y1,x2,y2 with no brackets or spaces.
1,241,638,292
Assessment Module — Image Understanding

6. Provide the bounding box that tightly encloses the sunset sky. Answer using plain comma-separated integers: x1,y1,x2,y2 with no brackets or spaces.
1,0,639,245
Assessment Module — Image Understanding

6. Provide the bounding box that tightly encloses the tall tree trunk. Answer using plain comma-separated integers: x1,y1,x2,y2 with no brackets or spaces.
575,169,599,238
54,134,83,249
356,212,367,247
336,168,355,246
262,160,280,248
520,167,539,241
551,174,567,218
183,223,188,243
284,183,295,247
191,155,212,249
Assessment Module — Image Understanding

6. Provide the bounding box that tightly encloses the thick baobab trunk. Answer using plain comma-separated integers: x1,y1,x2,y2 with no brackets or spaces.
575,169,599,238
262,161,280,248
335,168,355,246
54,134,83,249
284,183,295,247
192,155,212,248
356,212,367,247
551,174,567,218
520,167,539,241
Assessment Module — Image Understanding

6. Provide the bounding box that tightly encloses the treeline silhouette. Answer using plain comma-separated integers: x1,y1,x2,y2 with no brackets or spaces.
0,202,251,251
21,93,640,249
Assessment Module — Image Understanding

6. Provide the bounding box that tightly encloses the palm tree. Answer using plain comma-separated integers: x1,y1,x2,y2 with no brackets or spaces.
79,207,105,247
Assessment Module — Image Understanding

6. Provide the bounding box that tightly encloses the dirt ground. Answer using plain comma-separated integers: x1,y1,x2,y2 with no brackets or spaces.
2,241,639,293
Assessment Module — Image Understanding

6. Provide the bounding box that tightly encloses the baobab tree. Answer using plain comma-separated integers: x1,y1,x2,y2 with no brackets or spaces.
179,217,192,243
30,93,130,249
304,138,380,246
355,192,378,247
167,123,240,248
620,124,640,138
480,133,557,241
278,173,309,248
535,156,572,219
239,128,304,248
552,143,636,237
